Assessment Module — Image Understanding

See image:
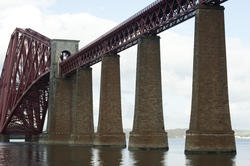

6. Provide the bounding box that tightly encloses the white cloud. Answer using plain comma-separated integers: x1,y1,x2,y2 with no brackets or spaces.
227,38,250,130
0,1,116,128
0,1,249,130
0,3,116,69
0,0,55,9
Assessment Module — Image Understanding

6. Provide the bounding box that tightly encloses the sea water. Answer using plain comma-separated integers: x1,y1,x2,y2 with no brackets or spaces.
0,138,249,166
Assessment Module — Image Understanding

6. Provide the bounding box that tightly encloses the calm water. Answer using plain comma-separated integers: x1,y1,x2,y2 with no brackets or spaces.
0,139,249,166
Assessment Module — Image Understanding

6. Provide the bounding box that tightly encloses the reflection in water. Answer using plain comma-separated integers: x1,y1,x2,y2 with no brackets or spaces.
0,143,93,166
46,144,93,166
96,148,122,166
186,154,236,166
131,150,166,166
1,139,250,166
0,143,45,166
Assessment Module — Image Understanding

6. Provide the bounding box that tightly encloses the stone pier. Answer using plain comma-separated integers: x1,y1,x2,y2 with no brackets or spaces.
70,67,94,145
94,54,126,148
42,39,79,144
185,5,236,154
128,34,168,150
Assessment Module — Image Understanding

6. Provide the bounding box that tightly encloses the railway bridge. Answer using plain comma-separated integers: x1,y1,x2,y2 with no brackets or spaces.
0,0,236,154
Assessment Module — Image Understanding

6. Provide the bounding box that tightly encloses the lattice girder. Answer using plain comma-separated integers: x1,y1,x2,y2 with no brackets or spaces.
60,0,227,76
0,28,50,135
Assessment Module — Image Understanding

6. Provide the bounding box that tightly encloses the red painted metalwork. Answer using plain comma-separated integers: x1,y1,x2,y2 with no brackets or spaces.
0,0,228,135
60,0,227,76
0,28,50,135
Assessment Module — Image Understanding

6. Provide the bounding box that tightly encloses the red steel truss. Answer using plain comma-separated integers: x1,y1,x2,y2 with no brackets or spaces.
0,0,228,135
60,0,227,76
0,28,50,135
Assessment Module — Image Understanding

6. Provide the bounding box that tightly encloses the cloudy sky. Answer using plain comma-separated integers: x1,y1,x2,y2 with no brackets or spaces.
0,0,249,130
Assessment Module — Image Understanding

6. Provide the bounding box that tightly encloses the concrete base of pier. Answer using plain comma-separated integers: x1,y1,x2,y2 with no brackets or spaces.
0,134,9,142
94,134,126,148
70,135,93,146
129,132,168,150
46,134,71,144
25,135,39,142
40,132,71,144
185,131,236,154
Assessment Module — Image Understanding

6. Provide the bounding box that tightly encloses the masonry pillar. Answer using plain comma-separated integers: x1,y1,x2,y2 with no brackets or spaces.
185,5,236,154
128,34,168,150
70,67,94,145
42,39,79,144
94,54,126,148
0,134,9,142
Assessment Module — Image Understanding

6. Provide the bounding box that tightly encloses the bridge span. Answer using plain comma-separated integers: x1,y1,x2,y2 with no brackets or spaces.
0,0,236,154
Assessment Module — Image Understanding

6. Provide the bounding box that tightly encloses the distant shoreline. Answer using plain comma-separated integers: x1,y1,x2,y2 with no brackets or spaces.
123,128,250,139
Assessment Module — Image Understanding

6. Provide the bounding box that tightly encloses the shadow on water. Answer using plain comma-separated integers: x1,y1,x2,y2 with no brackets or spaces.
130,150,167,166
185,154,236,166
96,148,122,166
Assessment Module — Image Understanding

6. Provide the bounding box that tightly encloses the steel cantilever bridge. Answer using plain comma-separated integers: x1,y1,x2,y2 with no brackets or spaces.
0,0,227,135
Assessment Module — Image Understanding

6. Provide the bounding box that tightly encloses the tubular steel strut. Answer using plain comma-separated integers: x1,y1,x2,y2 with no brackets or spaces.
0,28,50,134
